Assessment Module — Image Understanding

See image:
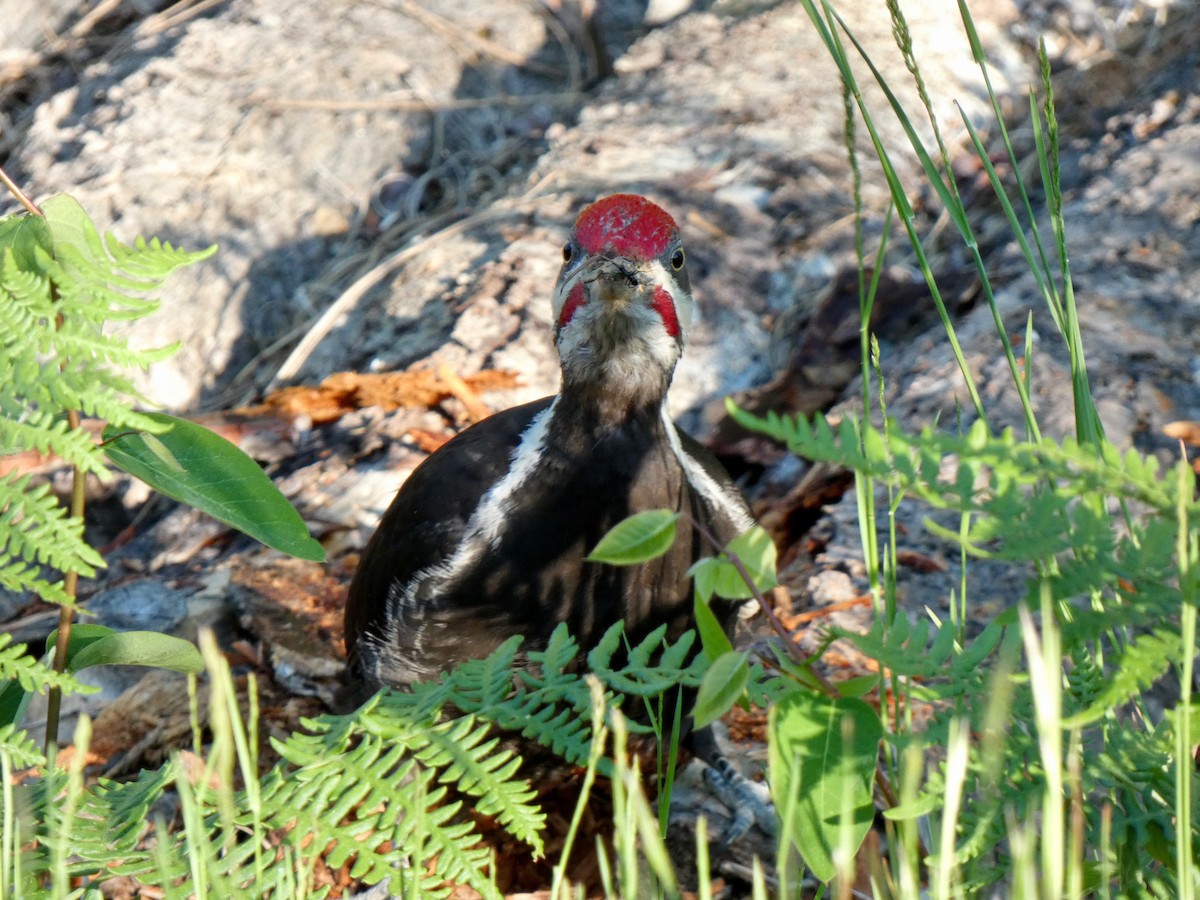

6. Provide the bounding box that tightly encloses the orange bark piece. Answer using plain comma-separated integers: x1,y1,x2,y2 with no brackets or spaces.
779,594,871,630
260,368,519,424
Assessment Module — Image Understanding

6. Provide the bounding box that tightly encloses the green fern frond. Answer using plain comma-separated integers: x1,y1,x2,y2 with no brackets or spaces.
54,380,159,434
49,313,180,369
0,253,49,333
838,613,960,684
399,627,609,762
261,624,714,892
0,407,109,474
6,620,752,896
45,765,172,880
38,193,214,299
42,261,162,322
415,716,541,839
103,231,218,281
264,733,503,897
38,365,168,434
0,556,69,603
0,197,211,618
588,622,704,697
731,406,1184,519
0,722,44,767
0,472,102,599
1065,628,1180,728
0,633,95,697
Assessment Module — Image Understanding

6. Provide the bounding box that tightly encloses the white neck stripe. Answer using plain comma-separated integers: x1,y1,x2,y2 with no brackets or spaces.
660,404,754,535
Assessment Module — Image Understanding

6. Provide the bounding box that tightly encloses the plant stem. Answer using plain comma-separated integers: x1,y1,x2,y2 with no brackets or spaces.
44,411,87,752
0,164,42,216
682,510,802,663
682,511,856,703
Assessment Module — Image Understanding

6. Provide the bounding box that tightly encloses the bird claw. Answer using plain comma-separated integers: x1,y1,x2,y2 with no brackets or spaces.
701,754,777,848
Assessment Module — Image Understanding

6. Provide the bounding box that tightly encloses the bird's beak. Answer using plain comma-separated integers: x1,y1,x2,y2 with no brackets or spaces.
578,256,651,307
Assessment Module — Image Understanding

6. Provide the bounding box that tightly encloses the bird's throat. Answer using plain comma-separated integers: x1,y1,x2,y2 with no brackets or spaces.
559,349,675,427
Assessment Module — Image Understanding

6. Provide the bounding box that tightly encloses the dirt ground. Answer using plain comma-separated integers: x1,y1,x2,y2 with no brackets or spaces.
3,0,1199,895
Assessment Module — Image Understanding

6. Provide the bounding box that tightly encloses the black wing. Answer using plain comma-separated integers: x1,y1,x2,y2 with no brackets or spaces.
344,397,553,672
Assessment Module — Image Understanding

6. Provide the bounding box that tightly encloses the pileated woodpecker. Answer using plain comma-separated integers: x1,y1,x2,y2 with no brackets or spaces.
345,193,754,700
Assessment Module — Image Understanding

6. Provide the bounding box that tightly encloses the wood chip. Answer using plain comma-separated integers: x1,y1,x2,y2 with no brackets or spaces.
780,595,871,630
257,367,519,424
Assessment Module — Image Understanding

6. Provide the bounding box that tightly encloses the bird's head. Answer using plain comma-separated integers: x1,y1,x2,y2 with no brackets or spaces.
551,194,696,411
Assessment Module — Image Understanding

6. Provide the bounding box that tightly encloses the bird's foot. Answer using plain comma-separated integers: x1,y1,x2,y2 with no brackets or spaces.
701,753,776,848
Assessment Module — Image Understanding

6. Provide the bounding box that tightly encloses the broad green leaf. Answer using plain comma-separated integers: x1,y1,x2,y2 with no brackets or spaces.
41,194,112,278
726,526,778,590
69,631,203,674
693,593,735,661
46,624,117,664
692,650,749,729
140,432,187,474
689,556,722,602
49,624,202,673
0,682,27,729
835,674,880,699
882,791,940,821
41,193,215,294
102,413,325,561
586,510,679,565
0,214,53,272
1,627,114,729
687,526,777,601
770,690,882,883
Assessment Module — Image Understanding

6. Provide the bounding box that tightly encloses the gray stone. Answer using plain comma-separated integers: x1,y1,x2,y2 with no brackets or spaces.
86,579,189,634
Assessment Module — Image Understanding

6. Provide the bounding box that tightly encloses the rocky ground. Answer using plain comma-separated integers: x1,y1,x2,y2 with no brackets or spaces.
3,0,1199,895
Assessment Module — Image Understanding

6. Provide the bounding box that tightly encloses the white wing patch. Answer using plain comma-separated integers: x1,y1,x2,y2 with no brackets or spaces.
366,400,558,684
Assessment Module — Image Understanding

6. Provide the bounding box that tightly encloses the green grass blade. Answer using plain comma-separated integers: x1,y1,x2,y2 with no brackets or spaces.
798,0,987,422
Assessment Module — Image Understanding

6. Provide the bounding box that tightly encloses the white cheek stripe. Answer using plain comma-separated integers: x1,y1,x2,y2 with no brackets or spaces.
661,405,755,535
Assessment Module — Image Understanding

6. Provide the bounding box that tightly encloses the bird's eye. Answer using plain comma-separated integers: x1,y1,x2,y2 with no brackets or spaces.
670,247,685,270
562,242,575,264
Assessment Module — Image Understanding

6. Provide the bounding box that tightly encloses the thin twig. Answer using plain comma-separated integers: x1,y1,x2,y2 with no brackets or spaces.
267,206,471,388
398,0,563,76
436,362,492,423
0,164,42,216
681,510,808,668
68,0,123,39
269,173,561,388
141,0,227,35
266,91,580,113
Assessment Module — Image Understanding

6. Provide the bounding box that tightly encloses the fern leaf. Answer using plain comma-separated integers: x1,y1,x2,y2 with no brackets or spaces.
414,716,542,844
0,722,44,767
1064,628,1180,728
0,471,103,580
0,406,110,474
51,316,179,371
103,230,218,281
0,255,50,335
0,633,95,697
587,622,704,697
61,765,173,879
264,739,493,896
